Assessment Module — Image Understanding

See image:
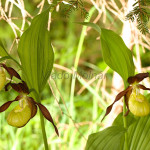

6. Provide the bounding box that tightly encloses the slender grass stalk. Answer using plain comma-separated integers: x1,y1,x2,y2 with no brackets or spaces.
69,7,96,118
77,76,107,108
68,8,96,147
92,93,98,132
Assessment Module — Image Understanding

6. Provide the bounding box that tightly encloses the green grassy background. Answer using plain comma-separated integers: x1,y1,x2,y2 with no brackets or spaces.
0,0,150,150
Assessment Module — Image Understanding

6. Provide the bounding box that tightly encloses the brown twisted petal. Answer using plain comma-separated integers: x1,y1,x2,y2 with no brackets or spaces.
0,63,21,80
22,81,29,93
37,103,59,136
8,82,29,94
27,97,59,136
30,104,37,118
124,89,132,116
102,86,132,121
137,84,150,91
0,95,22,113
5,82,11,91
128,73,149,84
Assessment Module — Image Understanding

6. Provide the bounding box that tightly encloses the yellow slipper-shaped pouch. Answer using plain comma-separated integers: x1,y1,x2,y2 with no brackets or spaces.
129,93,150,116
7,100,32,127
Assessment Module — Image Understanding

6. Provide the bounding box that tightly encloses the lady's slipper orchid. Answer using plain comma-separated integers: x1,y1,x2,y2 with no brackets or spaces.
102,73,150,120
0,63,59,136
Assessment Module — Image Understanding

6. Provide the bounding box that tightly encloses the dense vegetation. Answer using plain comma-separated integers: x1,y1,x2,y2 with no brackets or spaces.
0,0,150,150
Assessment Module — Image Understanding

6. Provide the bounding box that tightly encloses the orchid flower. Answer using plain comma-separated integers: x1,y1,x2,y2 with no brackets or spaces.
102,73,150,120
0,63,59,136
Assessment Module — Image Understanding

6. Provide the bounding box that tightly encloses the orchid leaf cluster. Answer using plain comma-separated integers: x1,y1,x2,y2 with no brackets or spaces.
0,8,58,149
79,22,150,150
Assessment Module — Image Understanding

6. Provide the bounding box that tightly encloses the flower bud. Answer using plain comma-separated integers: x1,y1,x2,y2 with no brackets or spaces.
129,92,150,116
0,67,6,91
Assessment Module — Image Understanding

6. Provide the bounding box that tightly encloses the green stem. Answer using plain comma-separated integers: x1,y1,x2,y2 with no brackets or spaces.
37,94,49,150
40,112,49,150
123,99,128,150
123,82,128,150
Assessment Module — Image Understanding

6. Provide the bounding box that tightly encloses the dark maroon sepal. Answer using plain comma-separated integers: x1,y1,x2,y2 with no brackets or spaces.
37,103,59,136
0,95,22,113
102,86,132,121
137,84,150,91
7,82,29,94
128,73,149,84
0,63,21,80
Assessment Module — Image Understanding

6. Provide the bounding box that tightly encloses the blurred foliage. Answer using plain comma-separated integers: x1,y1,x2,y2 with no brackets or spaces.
0,0,150,150
126,0,150,34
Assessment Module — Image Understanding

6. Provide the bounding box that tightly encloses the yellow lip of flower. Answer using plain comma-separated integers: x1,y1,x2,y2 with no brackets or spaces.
102,72,150,121
136,95,144,102
129,93,150,116
7,102,32,128
6,95,32,128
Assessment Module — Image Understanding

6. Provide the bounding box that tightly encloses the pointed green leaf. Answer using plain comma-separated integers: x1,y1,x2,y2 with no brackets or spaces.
18,8,54,94
76,22,101,34
85,126,126,150
78,22,135,82
100,28,135,82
